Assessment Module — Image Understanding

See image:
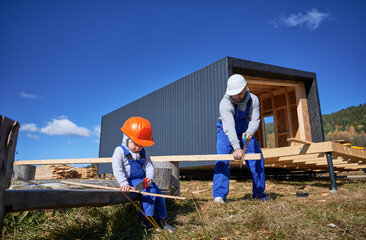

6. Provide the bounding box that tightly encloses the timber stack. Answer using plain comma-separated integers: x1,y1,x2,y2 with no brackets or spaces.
35,164,98,179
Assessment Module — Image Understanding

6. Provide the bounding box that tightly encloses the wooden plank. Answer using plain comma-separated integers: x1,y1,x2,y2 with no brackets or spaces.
287,138,313,145
332,143,366,162
278,153,322,161
14,153,262,165
3,189,139,212
262,141,334,159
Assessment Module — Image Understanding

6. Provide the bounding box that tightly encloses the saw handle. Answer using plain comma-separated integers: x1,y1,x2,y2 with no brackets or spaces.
240,134,248,169
143,178,149,188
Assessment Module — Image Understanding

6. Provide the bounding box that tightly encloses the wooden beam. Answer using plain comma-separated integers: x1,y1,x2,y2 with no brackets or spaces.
3,189,139,212
0,116,20,234
285,88,294,139
295,82,312,142
61,181,186,200
246,78,299,87
14,153,262,165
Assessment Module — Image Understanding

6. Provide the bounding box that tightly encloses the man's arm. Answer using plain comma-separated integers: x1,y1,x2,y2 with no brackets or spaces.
246,94,260,137
220,98,241,150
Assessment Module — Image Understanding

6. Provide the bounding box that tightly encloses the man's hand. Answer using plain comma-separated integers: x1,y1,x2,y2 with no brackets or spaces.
144,178,152,188
119,185,135,191
233,148,243,160
243,132,252,143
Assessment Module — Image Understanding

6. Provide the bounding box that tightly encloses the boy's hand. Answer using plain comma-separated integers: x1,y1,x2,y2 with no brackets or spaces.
144,178,152,188
119,185,135,191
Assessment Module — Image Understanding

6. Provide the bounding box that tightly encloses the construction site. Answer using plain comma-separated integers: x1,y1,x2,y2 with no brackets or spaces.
1,57,366,239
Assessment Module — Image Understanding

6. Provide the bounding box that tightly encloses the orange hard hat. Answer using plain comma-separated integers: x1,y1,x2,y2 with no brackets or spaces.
121,117,155,147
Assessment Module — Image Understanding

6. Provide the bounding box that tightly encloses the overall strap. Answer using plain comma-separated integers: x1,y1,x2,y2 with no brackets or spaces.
120,145,146,164
139,148,146,164
245,97,252,112
120,145,133,161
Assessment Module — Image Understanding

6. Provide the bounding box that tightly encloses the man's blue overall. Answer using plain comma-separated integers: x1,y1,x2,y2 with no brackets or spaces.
212,98,267,200
120,145,168,219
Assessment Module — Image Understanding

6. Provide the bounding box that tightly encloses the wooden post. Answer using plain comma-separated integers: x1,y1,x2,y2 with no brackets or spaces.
12,165,36,180
154,168,172,191
153,161,180,196
0,116,20,237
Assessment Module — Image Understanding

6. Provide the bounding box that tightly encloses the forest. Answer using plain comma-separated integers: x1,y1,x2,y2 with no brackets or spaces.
322,103,366,147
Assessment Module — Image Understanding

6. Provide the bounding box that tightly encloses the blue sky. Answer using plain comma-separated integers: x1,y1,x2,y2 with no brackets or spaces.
1,0,365,162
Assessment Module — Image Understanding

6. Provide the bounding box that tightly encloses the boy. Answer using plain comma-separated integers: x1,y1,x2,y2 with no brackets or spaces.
112,116,176,232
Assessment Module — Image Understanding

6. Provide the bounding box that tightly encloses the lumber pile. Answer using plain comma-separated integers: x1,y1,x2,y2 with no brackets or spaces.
35,165,98,180
51,164,80,179
76,167,98,179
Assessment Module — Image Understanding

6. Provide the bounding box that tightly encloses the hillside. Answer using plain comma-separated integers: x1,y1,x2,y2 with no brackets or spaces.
322,103,366,146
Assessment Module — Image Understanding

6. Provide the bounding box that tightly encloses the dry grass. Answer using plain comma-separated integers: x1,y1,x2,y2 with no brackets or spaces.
165,178,366,240
2,178,366,239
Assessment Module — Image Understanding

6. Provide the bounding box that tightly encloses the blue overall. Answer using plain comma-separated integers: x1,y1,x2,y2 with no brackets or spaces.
213,98,267,200
120,145,168,219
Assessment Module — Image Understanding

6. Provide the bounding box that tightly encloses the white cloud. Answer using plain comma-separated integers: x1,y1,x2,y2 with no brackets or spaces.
26,133,40,139
21,117,92,138
20,92,40,99
270,9,330,31
94,125,101,137
40,118,91,137
20,123,38,132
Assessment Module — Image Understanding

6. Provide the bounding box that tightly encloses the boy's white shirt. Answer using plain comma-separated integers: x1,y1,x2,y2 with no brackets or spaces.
112,134,155,187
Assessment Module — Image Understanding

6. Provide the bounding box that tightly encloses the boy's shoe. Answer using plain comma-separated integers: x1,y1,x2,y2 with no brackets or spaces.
163,223,177,232
214,197,225,203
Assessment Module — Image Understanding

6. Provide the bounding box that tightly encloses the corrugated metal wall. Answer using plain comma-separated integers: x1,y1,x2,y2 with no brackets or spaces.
98,57,322,175
98,57,229,174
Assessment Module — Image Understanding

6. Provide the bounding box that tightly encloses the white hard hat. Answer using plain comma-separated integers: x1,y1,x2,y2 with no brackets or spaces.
226,74,247,96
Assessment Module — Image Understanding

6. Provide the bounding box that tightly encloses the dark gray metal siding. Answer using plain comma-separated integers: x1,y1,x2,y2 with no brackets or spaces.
98,57,323,174
98,58,229,174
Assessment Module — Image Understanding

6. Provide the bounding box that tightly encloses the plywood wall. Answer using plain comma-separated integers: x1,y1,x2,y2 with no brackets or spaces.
247,77,312,148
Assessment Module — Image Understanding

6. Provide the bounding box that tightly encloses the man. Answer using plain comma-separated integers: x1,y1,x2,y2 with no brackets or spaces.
213,74,268,203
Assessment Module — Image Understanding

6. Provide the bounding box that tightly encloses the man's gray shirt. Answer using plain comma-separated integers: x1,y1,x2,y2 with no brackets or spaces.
218,89,260,150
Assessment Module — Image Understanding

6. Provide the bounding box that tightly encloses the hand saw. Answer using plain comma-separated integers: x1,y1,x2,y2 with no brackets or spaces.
135,178,149,191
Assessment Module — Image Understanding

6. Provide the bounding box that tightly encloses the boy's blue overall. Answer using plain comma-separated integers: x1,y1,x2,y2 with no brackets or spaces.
120,145,168,219
213,98,267,201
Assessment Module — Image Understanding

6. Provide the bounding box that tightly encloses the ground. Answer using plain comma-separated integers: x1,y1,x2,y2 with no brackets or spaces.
2,178,366,240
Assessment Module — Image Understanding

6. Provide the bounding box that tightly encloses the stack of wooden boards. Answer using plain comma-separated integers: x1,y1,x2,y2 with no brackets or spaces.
35,164,98,180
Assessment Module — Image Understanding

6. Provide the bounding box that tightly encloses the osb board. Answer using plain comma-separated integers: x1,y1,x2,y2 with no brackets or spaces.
274,93,287,108
276,108,288,134
288,90,296,105
262,97,272,113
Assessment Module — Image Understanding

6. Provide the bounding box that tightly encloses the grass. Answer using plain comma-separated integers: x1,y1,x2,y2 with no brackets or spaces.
2,178,366,239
